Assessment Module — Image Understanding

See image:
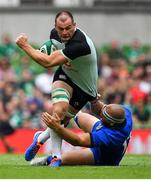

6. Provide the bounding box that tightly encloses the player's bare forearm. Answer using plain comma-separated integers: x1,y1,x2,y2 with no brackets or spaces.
42,112,91,147
21,44,53,68
91,99,104,116
16,34,51,68
54,124,84,146
16,33,67,68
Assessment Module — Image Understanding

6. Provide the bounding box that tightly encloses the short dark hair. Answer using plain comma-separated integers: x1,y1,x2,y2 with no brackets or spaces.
55,11,74,24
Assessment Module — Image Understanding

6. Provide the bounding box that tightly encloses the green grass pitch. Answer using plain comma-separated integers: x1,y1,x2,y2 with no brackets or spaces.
0,154,151,179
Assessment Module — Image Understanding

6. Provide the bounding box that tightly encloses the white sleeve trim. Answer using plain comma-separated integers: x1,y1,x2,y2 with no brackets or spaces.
60,50,72,62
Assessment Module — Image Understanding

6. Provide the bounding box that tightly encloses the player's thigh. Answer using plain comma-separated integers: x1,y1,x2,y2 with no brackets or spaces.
76,112,100,133
62,148,95,165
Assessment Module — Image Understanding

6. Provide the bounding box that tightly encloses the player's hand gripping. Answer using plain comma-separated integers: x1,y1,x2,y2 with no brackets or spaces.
16,33,28,49
42,112,60,130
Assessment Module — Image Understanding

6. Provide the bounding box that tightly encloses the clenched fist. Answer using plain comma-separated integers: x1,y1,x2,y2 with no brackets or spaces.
16,33,28,49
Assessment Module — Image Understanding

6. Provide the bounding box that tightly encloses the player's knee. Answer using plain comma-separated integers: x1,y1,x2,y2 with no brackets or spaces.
62,109,77,127
66,108,77,119
53,103,68,121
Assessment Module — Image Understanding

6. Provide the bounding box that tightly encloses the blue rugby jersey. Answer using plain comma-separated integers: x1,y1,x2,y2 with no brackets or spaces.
90,106,133,165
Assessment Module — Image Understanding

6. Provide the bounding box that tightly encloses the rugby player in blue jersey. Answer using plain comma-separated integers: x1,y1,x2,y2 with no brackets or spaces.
31,101,132,166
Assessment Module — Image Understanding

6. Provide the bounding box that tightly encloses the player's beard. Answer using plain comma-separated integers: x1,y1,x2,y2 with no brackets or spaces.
61,36,71,42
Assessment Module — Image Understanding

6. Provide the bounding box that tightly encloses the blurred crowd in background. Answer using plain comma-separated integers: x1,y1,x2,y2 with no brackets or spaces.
0,32,151,135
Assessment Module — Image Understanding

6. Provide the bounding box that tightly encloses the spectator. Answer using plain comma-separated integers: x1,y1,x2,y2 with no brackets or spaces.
19,69,34,97
0,33,17,58
35,69,54,95
6,95,23,128
133,99,151,128
126,39,143,64
0,99,15,153
0,57,17,83
139,64,151,94
98,53,112,78
108,40,126,63
22,97,43,129
146,92,151,118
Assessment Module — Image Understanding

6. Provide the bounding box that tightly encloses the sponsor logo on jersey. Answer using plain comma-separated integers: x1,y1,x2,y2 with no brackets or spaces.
74,101,79,107
59,75,67,80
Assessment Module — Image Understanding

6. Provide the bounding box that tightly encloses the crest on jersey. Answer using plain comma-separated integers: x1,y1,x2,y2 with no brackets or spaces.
96,123,103,131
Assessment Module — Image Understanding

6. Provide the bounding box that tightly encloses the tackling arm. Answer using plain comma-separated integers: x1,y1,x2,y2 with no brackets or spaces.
91,99,104,116
42,112,92,147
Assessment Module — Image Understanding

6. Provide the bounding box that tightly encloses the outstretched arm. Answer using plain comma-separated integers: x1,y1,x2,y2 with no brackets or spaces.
42,112,91,147
16,33,67,68
91,98,105,116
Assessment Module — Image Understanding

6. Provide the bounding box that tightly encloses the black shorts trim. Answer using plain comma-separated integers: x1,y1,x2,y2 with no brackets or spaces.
53,66,96,110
